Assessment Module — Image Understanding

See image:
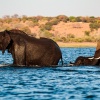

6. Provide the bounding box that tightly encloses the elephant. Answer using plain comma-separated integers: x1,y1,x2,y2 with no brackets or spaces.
96,40,100,51
69,56,93,66
90,40,100,66
0,29,63,66
69,49,100,66
91,49,100,66
69,40,100,66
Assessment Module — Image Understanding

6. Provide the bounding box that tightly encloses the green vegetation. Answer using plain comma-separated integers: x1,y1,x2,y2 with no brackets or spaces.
84,31,90,36
39,29,53,38
89,22,100,31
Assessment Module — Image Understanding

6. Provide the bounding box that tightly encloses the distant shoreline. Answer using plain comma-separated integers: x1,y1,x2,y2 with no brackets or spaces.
57,42,97,48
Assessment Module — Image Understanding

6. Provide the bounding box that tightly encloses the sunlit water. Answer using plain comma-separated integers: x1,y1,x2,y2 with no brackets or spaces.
0,48,100,100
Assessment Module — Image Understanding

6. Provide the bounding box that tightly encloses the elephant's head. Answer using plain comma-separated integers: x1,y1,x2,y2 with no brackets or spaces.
0,30,11,54
69,56,84,66
70,56,93,66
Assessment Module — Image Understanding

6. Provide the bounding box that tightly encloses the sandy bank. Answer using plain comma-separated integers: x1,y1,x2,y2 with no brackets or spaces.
57,42,97,48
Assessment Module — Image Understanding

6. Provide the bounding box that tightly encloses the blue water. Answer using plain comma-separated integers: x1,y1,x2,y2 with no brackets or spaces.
0,48,100,100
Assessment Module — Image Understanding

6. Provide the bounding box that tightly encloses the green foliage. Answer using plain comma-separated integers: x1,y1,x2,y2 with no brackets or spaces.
46,18,59,26
84,31,90,36
26,21,38,27
84,37,93,42
89,22,100,31
42,24,52,31
73,38,83,42
56,15,69,22
44,30,53,38
21,26,31,34
40,18,59,31
31,17,38,23
60,37,67,42
53,37,63,42
22,15,28,22
76,16,82,22
39,30,53,38
69,16,76,22
67,33,75,38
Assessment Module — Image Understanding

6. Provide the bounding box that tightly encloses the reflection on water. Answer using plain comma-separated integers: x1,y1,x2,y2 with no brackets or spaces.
0,48,100,100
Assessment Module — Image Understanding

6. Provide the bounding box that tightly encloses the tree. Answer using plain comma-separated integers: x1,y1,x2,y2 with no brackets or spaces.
69,16,76,22
76,16,82,22
3,15,10,19
56,15,69,22
89,22,100,31
12,14,19,18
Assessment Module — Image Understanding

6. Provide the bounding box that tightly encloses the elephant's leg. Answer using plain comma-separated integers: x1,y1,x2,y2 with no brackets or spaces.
39,53,53,66
13,44,25,65
40,53,59,66
52,56,61,65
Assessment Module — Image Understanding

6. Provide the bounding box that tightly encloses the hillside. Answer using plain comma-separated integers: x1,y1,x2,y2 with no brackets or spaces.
31,21,99,38
0,15,100,43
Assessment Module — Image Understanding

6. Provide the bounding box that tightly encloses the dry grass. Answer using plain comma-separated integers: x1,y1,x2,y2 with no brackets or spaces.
57,42,97,47
30,21,100,39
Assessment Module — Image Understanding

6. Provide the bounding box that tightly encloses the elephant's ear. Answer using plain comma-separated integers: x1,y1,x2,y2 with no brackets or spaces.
2,30,11,54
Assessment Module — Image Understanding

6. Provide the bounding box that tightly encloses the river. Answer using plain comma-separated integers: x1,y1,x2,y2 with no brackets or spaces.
0,48,100,100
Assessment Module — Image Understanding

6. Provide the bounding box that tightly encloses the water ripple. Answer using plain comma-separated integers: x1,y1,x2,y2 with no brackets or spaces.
0,48,100,100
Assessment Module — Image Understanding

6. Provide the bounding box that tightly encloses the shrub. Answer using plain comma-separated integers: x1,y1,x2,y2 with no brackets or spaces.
39,30,53,38
40,18,59,31
84,37,92,42
60,37,67,42
67,33,75,38
40,22,53,31
21,26,31,34
44,24,52,30
69,16,76,22
89,22,100,31
74,38,84,42
56,15,69,22
84,31,90,36
50,18,59,25
26,21,38,27
53,37,63,42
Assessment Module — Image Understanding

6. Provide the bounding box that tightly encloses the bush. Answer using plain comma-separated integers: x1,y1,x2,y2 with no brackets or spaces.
89,22,100,31
44,24,52,30
53,37,63,42
26,21,38,27
50,18,60,25
67,33,75,38
39,30,53,38
74,38,84,42
60,37,68,42
84,31,90,36
21,26,31,34
40,18,60,31
56,15,69,22
69,16,76,22
84,37,92,42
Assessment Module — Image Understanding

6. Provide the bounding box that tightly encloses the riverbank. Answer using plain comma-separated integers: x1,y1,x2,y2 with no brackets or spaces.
57,42,97,47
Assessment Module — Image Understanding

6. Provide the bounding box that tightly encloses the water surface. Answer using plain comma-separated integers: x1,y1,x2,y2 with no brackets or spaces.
0,48,100,100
